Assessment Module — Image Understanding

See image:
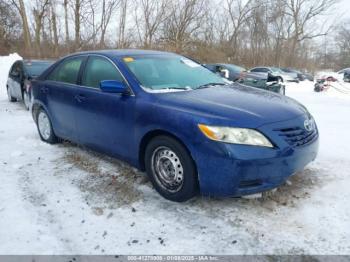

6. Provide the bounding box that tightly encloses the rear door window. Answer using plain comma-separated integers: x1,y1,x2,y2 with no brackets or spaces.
47,57,84,84
81,56,124,89
252,68,267,73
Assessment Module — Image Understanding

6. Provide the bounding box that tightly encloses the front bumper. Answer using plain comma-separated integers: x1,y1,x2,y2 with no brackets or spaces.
192,116,319,197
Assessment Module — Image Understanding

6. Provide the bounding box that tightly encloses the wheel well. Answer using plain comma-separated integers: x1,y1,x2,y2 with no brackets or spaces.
138,130,194,171
32,103,42,122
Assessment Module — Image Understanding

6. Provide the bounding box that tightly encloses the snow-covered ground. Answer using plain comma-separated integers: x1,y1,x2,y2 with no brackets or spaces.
0,55,350,255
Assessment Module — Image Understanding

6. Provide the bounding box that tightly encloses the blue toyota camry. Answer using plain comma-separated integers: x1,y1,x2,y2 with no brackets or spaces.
31,50,319,202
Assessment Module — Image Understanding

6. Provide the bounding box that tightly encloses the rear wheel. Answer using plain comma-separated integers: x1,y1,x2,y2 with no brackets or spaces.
7,86,16,102
36,108,59,144
145,136,198,202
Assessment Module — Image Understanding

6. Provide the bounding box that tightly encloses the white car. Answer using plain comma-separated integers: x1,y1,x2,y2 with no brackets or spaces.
249,67,298,83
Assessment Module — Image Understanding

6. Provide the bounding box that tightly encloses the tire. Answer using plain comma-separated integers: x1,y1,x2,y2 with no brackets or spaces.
36,108,59,144
278,77,284,83
23,90,31,110
7,86,16,102
145,136,198,202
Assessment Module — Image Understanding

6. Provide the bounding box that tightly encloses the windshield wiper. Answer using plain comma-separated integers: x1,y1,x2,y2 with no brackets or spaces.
195,82,226,89
163,86,192,90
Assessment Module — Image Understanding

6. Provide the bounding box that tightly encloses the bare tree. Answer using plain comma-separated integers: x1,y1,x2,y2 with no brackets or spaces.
0,0,21,54
100,0,120,47
74,0,81,50
117,0,128,48
10,0,32,54
163,0,207,52
225,0,256,60
50,0,59,56
63,0,70,43
282,0,338,65
135,0,169,48
33,0,50,57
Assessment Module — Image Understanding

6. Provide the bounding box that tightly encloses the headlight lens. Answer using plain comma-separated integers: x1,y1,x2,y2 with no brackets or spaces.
198,124,273,148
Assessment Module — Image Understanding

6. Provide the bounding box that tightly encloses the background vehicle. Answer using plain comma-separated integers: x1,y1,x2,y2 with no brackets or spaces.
249,66,297,83
343,69,350,82
337,68,350,82
31,50,318,202
205,63,246,81
6,60,54,110
302,71,314,81
281,68,307,82
238,72,286,95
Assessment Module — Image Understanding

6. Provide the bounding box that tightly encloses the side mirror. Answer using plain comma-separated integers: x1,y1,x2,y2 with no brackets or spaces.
100,80,128,94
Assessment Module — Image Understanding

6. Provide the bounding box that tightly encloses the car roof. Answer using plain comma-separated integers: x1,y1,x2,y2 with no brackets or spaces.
23,59,54,63
65,49,176,59
251,66,270,69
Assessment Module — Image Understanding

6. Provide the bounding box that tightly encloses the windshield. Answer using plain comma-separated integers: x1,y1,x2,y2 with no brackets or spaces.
25,61,53,77
123,55,226,91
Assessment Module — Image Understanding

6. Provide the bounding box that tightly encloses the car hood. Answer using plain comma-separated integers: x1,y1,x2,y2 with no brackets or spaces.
155,84,307,128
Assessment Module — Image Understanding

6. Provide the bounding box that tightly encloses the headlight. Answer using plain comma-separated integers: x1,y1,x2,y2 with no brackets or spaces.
198,124,273,148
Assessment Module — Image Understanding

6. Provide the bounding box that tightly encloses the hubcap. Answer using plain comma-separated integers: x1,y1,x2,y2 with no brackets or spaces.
38,112,51,140
151,146,184,193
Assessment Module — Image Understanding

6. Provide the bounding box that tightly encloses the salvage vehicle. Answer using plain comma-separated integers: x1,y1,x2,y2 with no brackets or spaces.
302,71,315,82
281,68,307,82
238,72,286,95
205,63,246,82
279,68,299,83
337,68,350,82
6,60,54,110
250,66,298,83
31,50,319,202
343,70,350,82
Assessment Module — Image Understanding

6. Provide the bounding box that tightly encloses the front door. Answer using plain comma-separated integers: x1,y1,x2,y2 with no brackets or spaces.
74,55,136,158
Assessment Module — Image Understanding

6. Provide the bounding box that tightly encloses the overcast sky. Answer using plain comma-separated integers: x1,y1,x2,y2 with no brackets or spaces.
332,0,350,22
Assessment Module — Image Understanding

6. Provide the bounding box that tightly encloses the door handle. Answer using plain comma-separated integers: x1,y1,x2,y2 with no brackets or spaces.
40,86,49,93
75,94,86,103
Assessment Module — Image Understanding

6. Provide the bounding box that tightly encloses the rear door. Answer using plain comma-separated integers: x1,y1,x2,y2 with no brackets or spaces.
44,56,86,141
74,55,136,157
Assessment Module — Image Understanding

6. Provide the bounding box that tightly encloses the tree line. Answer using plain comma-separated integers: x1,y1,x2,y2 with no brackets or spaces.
0,0,348,71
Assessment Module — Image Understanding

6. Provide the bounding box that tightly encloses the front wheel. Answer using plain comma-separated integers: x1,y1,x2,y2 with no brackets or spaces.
36,108,59,144
145,136,198,202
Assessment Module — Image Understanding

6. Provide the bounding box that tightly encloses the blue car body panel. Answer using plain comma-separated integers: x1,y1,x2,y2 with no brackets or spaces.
31,50,319,197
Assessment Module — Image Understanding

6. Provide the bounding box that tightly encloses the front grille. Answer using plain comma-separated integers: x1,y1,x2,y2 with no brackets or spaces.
275,126,318,147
